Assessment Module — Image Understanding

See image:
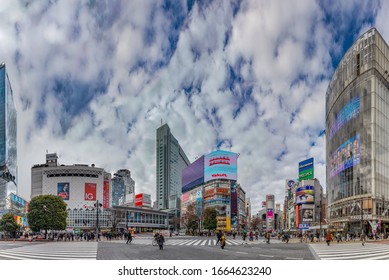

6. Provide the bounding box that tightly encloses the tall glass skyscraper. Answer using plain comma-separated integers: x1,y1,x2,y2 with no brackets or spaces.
156,124,190,214
326,28,389,234
0,63,17,211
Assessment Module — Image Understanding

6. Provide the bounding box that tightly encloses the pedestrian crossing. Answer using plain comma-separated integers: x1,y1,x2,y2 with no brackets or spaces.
122,238,275,246
309,242,389,260
0,242,98,260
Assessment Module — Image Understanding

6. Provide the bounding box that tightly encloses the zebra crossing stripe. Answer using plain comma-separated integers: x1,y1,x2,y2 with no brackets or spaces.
185,240,199,245
200,240,207,246
192,240,203,246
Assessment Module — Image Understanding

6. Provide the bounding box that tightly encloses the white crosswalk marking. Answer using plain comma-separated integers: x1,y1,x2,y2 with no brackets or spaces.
118,238,272,247
310,243,389,260
0,242,98,260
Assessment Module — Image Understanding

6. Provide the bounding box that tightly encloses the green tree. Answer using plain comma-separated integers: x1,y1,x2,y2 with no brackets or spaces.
27,195,68,238
203,207,217,234
0,213,19,238
183,202,199,236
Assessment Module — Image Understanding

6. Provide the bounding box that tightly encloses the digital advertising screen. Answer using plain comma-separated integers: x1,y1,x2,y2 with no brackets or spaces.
57,182,70,200
295,185,314,204
204,150,237,182
329,134,360,178
266,208,274,219
329,96,360,139
302,208,314,222
182,156,204,192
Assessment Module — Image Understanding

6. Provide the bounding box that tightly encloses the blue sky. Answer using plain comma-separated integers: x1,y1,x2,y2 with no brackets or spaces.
0,0,387,214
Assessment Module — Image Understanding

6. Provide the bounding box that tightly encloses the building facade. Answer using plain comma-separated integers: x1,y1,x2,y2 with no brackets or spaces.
0,63,17,213
31,153,112,231
156,123,190,214
111,169,135,207
326,28,389,235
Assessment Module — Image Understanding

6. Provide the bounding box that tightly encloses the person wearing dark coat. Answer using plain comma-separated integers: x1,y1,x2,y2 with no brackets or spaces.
157,234,165,250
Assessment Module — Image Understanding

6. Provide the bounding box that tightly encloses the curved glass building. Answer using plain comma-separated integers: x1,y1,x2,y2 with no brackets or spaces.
326,28,389,235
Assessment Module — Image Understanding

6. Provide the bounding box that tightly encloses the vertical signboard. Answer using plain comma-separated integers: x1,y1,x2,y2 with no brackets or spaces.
230,182,238,226
103,178,110,208
298,158,314,181
85,183,97,201
135,193,143,207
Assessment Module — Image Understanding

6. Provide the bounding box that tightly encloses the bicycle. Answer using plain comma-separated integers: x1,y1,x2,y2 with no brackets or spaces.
152,238,158,246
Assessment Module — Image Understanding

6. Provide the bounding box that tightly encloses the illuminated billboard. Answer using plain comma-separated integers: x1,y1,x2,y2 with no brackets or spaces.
84,183,97,201
299,158,314,181
329,134,360,178
295,185,314,205
266,208,274,219
182,156,204,193
204,150,238,182
329,96,360,139
57,182,70,200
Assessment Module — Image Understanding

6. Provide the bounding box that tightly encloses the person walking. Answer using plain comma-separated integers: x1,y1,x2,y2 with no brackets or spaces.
216,230,222,245
220,232,226,249
157,233,165,250
126,229,132,244
326,231,332,246
360,231,366,246
266,231,271,244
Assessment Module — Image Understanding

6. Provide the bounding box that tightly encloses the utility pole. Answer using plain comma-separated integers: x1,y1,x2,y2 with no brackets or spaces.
95,200,102,233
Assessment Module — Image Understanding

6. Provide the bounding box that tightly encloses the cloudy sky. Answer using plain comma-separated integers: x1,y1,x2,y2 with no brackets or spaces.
0,0,388,214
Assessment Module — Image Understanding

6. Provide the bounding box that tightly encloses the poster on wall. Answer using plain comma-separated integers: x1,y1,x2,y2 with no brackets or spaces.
330,134,360,178
266,208,274,219
57,183,70,200
85,183,96,201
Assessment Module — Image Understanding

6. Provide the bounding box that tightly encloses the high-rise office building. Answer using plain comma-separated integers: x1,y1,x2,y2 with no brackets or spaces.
0,63,17,212
156,123,190,214
326,28,389,234
111,169,135,206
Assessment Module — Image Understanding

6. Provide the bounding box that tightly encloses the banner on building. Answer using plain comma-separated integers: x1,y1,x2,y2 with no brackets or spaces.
103,179,110,208
57,183,70,200
299,158,314,181
85,183,97,201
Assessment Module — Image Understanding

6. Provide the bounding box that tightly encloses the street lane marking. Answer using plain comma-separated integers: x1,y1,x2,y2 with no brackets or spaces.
258,254,274,258
236,251,248,255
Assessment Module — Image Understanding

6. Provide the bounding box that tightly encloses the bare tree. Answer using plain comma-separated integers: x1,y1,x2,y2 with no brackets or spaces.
250,217,261,231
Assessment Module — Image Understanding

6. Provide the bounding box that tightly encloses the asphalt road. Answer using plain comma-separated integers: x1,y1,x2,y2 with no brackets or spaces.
96,238,316,260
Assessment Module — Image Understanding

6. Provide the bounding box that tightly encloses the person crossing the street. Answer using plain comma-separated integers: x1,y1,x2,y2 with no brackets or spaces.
126,229,132,244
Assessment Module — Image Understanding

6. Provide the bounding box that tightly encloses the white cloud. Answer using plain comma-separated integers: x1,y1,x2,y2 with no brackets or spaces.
0,0,386,215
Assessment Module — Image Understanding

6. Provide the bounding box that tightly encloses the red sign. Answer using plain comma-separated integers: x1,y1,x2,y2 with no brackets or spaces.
135,193,143,207
85,183,96,201
103,180,110,208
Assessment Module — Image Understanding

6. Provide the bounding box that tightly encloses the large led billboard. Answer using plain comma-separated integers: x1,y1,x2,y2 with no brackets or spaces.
204,150,237,182
299,158,314,181
182,156,204,193
295,185,314,205
329,134,360,178
329,96,360,139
